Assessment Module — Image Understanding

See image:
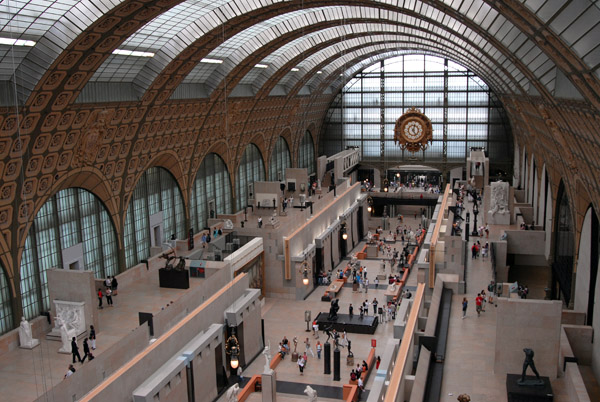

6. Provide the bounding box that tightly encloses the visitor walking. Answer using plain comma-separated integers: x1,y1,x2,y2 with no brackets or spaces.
316,341,322,359
97,288,103,309
298,355,305,374
475,294,483,317
462,297,468,318
89,325,96,350
71,337,83,364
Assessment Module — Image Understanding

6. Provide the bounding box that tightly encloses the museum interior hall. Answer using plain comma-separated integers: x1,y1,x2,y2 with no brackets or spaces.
1,1,600,401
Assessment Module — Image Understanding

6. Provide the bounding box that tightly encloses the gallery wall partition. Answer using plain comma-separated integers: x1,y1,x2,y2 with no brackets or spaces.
19,188,118,321
123,167,186,269
190,153,233,232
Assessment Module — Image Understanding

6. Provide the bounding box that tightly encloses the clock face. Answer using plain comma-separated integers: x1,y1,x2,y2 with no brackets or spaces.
404,120,424,141
394,108,432,153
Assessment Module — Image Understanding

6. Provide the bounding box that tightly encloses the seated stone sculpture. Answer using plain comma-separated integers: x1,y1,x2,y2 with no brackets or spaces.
18,317,39,349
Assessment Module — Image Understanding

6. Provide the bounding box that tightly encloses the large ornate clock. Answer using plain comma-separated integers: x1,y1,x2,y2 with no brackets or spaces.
394,108,433,153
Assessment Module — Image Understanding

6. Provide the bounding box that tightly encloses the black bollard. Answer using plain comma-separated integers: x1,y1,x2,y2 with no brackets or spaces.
324,342,331,374
333,347,341,381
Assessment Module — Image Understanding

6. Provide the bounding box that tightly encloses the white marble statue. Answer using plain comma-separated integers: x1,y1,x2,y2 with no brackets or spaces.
19,317,39,349
304,385,318,401
263,341,271,372
223,219,234,230
489,181,509,216
226,383,240,402
56,317,72,353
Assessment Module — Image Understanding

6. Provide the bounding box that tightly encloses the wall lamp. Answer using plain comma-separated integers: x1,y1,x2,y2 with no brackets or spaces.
341,222,348,240
366,196,373,213
225,330,241,369
299,261,311,286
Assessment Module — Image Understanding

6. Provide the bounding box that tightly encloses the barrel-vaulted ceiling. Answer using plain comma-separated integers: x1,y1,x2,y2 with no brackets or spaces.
1,0,600,108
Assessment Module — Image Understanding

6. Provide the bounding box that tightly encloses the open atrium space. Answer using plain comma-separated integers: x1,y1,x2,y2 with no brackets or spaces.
1,1,600,401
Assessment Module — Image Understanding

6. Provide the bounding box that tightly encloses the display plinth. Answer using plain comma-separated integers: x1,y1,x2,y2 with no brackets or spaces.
506,374,553,402
158,268,189,289
315,312,378,334
262,369,277,402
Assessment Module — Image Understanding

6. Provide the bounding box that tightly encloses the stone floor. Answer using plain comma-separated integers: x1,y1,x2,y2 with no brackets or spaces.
1,198,598,401
439,200,571,402
0,264,209,401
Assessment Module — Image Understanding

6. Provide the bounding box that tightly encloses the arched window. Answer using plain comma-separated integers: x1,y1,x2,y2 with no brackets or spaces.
124,167,185,269
553,182,575,303
20,188,118,320
298,130,315,176
190,153,232,232
236,144,265,211
269,137,291,181
0,266,12,335
320,55,512,173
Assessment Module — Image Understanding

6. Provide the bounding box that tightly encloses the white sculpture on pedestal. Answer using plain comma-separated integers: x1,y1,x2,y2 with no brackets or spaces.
19,317,39,349
56,316,75,353
263,341,271,372
226,383,239,402
304,385,318,401
223,219,234,230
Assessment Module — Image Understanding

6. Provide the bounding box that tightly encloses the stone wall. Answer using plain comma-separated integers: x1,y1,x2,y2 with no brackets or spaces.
494,298,562,378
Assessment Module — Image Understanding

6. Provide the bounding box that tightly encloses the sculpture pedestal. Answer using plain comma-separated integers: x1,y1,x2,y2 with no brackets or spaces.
19,339,39,349
262,369,277,402
506,374,553,402
488,211,510,225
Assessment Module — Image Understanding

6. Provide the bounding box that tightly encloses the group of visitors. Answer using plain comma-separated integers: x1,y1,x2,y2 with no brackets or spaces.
65,324,97,379
471,241,489,259
97,275,118,309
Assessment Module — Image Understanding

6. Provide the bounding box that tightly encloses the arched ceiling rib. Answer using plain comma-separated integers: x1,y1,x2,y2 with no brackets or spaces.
177,9,521,98
280,42,506,99
267,28,516,96
1,0,600,107
92,2,541,100
304,46,506,98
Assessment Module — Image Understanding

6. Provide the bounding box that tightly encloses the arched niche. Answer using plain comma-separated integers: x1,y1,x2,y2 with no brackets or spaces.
236,143,266,212
298,130,316,176
552,181,575,304
190,153,232,232
269,136,291,181
123,167,186,269
574,206,599,327
20,187,118,320
0,265,12,335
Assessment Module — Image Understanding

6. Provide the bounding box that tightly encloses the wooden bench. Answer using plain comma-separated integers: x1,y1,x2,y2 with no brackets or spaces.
356,244,369,260
348,347,377,386
237,375,262,402
343,384,359,402
269,352,283,370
